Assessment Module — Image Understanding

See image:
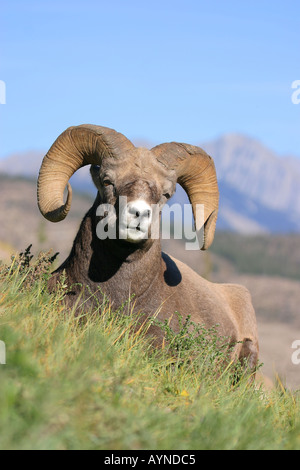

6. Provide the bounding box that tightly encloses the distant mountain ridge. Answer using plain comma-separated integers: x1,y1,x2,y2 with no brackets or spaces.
202,134,300,223
1,133,299,234
201,134,300,233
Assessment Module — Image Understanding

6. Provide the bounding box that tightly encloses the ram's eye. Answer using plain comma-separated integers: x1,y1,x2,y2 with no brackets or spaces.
163,193,171,200
103,180,112,187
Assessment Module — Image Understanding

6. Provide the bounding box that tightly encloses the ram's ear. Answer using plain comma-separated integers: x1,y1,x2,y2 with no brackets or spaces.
37,125,135,222
151,142,219,250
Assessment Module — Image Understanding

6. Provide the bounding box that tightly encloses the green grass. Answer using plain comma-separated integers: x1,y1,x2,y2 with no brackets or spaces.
0,252,299,450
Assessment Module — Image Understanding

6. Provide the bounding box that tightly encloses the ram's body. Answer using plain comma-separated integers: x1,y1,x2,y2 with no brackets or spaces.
39,124,259,369
49,195,258,367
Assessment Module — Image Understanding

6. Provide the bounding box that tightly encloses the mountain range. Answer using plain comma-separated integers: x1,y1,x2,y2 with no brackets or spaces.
0,133,299,234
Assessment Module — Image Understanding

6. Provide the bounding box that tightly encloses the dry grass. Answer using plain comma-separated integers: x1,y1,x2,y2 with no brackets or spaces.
0,254,300,450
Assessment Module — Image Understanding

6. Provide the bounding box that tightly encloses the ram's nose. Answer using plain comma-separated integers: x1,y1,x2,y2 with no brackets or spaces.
119,200,153,243
127,201,152,221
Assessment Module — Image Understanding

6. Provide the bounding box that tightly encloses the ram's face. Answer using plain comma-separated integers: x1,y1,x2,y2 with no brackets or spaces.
91,148,177,244
38,125,219,250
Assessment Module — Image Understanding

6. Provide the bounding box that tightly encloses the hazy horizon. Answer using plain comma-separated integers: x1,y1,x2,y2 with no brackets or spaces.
0,131,299,162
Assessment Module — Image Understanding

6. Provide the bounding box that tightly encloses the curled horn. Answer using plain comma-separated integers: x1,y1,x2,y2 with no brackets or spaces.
151,142,219,250
37,124,135,222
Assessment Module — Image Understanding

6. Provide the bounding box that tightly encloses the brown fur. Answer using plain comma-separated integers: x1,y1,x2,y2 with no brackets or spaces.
49,190,259,369
40,137,258,371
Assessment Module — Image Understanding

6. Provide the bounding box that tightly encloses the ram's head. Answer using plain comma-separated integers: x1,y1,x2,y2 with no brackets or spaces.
37,125,219,249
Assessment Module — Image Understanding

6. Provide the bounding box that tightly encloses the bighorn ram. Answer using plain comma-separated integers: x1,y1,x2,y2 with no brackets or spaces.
37,125,259,369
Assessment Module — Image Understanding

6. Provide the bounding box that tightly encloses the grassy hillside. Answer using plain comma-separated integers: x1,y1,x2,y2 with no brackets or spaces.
211,232,300,281
0,174,93,263
1,174,300,390
0,254,299,450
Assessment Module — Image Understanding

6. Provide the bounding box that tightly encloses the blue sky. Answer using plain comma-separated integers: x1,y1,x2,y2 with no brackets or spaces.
0,0,299,158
